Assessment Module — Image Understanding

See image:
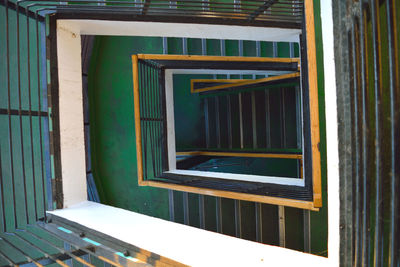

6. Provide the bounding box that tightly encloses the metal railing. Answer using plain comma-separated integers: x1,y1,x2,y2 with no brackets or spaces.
0,0,325,264
334,0,400,266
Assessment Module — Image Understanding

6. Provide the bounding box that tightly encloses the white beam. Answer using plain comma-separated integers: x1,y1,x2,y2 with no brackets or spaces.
320,1,340,266
57,21,87,207
59,20,300,43
49,201,328,267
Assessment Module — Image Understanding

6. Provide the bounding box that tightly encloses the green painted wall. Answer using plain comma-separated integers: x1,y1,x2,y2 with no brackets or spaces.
88,36,170,219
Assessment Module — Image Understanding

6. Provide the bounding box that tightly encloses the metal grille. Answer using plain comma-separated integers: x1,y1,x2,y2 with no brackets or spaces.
334,0,400,266
138,60,167,180
0,0,51,233
1,0,304,29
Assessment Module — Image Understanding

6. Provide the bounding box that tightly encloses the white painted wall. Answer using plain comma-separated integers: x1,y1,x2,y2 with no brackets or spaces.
57,21,87,208
61,20,300,43
49,201,328,267
320,1,340,265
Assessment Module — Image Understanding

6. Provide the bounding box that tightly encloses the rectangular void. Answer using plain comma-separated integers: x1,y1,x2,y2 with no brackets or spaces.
132,55,321,210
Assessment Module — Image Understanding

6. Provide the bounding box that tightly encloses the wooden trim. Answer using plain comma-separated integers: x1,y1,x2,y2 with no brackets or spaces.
190,78,249,93
142,180,319,211
305,0,322,208
176,151,302,159
191,72,300,93
132,55,144,184
137,54,300,64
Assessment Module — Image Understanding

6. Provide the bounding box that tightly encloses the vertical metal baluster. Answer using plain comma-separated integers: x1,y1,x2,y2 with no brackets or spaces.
235,37,244,239
293,38,310,252
139,64,144,179
227,95,232,150
5,0,17,230
204,98,210,150
183,192,189,225
214,39,226,233
215,97,221,149
280,89,286,148
26,6,38,222
386,0,399,266
0,145,5,232
238,38,244,150
182,37,189,226
272,41,285,247
140,64,148,180
220,39,226,57
264,41,273,149
350,19,362,266
198,33,208,230
370,1,383,266
163,37,175,222
295,85,302,151
16,1,30,226
149,66,157,177
216,197,222,233
359,3,371,265
234,200,242,238
145,64,151,179
147,64,155,177
265,90,271,148
303,208,311,253
153,66,160,177
251,92,257,149
278,206,286,247
151,64,158,177
155,65,162,177
254,40,262,243
145,64,153,178
151,67,160,177
37,12,48,217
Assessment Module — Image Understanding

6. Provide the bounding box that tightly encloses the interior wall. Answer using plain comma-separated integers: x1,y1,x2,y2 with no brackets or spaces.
88,36,170,219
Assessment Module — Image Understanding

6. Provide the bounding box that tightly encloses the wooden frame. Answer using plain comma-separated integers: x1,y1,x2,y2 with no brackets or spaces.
132,14,322,210
190,72,300,93
190,78,250,93
304,0,322,207
176,151,302,159
137,54,300,64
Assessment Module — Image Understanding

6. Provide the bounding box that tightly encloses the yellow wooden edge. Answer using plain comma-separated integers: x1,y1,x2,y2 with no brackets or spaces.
132,55,144,185
305,0,322,208
191,78,250,93
142,180,319,211
192,79,250,83
192,72,300,93
137,54,300,64
176,151,302,159
73,256,95,267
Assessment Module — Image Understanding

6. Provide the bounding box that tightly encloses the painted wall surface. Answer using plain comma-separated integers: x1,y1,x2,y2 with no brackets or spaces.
88,36,170,219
